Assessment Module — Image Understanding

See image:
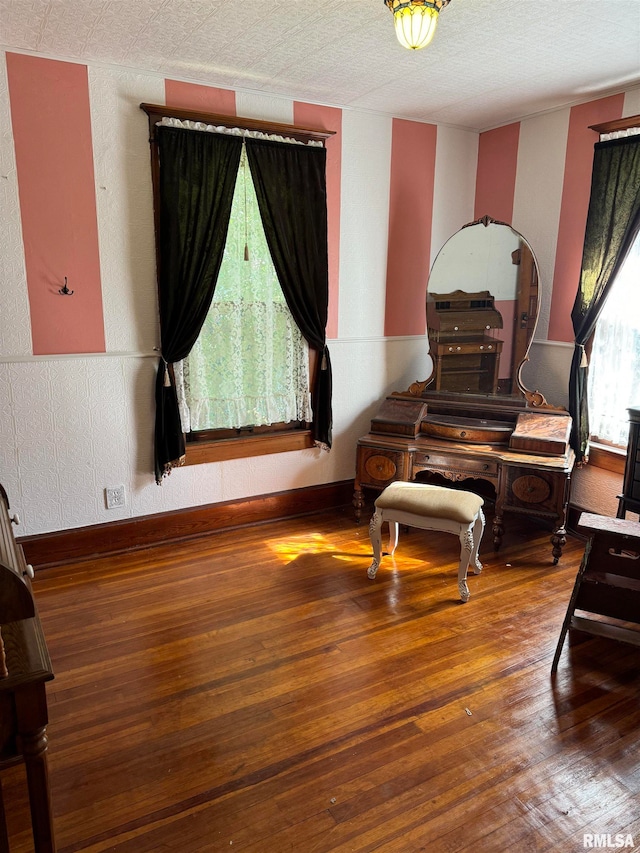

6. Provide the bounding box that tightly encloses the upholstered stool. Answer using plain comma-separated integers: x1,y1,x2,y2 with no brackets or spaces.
367,481,485,602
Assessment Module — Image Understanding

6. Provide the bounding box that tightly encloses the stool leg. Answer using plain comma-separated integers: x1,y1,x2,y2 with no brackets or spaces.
387,521,399,555
469,508,485,575
457,524,474,603
456,509,485,602
367,510,383,579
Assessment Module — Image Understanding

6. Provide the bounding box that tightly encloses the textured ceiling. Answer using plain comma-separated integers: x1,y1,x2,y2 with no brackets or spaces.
1,0,639,131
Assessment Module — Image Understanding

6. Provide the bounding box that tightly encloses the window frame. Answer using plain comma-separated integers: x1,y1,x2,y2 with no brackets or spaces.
581,113,640,467
141,103,333,465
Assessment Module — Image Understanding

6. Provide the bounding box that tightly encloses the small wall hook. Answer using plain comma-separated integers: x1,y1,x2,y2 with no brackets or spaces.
58,276,74,295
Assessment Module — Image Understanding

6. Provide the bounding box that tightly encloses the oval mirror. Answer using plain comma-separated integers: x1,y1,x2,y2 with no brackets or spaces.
425,215,539,400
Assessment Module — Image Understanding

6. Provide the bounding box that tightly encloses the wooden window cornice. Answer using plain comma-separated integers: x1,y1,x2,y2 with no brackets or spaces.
589,113,640,134
140,102,335,146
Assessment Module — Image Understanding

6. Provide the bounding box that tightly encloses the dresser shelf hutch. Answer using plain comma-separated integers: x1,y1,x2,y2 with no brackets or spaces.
427,288,504,394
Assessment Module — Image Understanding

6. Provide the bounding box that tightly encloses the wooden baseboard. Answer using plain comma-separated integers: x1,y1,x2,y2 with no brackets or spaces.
20,483,587,571
19,480,356,570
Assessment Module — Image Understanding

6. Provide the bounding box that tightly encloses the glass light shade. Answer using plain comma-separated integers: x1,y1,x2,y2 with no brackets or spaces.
384,0,449,51
394,5,439,50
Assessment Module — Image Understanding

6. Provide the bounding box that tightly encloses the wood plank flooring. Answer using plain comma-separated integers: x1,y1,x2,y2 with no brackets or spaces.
2,506,640,852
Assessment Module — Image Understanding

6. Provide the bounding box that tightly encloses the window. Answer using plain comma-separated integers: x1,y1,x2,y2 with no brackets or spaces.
588,229,640,448
142,104,333,481
175,146,312,437
568,125,640,465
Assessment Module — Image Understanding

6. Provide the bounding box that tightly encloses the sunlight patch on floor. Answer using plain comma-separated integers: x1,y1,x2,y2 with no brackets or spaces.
266,532,371,565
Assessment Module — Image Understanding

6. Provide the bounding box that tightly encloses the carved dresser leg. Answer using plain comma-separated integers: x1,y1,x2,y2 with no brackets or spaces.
353,486,364,524
492,513,504,551
551,526,567,564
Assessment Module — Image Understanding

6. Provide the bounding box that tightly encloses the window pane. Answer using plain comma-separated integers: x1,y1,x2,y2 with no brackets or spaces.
588,232,640,447
180,146,311,432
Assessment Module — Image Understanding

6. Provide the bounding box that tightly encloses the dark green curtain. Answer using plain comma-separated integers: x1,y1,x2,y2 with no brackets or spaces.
155,126,242,482
246,138,332,449
569,134,640,464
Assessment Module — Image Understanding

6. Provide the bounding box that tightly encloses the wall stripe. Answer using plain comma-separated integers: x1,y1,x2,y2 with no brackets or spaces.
294,102,342,340
164,80,236,114
88,68,164,355
475,122,520,224
384,119,437,337
548,94,624,342
336,111,391,340
431,126,478,263
511,108,571,342
0,54,32,357
236,93,292,124
7,53,105,355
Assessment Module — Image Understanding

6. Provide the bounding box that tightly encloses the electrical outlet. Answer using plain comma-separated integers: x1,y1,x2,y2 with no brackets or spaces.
105,485,126,509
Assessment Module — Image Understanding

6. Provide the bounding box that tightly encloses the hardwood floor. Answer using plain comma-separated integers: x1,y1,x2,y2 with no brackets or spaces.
3,506,640,852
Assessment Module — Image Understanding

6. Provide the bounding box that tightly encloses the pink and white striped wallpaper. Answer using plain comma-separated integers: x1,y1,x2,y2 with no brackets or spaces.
4,51,633,355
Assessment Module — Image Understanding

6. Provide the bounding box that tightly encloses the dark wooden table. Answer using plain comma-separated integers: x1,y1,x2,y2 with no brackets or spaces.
0,615,55,853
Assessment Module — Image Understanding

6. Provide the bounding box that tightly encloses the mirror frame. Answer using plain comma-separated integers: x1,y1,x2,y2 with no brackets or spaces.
402,215,559,410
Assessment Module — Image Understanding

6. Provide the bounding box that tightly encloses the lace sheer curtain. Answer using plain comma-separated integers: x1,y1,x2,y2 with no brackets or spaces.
588,232,640,446
175,145,311,432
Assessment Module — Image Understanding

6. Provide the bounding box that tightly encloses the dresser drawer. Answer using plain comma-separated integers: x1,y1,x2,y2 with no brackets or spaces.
502,466,568,516
357,446,409,488
413,451,498,478
439,341,500,355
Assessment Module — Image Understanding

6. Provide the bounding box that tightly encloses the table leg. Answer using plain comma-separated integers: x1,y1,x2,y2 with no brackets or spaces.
0,778,10,853
22,727,55,853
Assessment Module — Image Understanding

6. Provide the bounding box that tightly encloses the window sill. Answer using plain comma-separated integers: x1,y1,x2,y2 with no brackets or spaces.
184,429,315,465
588,441,626,474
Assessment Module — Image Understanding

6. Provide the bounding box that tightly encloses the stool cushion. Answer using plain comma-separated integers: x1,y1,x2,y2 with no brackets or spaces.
375,481,483,525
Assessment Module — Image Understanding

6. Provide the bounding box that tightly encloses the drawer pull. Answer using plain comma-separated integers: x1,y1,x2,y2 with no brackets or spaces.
460,431,466,438
24,564,34,579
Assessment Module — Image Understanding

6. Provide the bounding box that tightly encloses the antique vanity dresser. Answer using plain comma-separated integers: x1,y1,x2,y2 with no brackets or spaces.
354,216,574,563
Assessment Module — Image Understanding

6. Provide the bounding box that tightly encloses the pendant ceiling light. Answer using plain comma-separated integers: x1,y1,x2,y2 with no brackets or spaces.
384,0,450,51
